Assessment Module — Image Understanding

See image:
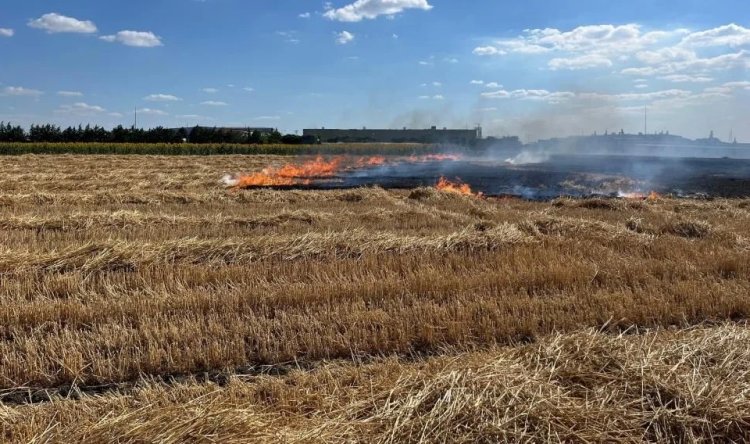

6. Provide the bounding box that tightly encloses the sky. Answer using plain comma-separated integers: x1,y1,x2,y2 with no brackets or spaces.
1,0,749,141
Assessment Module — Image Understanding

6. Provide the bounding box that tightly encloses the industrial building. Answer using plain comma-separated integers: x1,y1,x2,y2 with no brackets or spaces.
303,126,482,144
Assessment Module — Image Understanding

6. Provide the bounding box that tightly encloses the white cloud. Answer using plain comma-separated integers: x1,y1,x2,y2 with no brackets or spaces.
202,88,219,93
392,33,399,39
432,81,442,87
139,108,169,116
299,12,311,18
201,101,228,106
481,89,575,103
253,115,281,121
548,54,613,70
659,74,713,83
0,28,13,37
473,46,505,56
624,49,750,76
28,13,97,34
418,95,444,100
336,31,355,45
100,31,163,47
444,57,459,63
470,80,484,85
2,86,43,97
484,82,502,88
57,91,83,97
680,23,750,48
56,102,106,114
276,31,300,44
474,24,675,59
324,0,433,22
481,87,708,107
144,94,181,102
243,87,255,92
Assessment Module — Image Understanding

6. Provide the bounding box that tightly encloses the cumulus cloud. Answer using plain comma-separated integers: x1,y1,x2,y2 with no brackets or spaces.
2,86,43,97
324,0,433,22
201,101,228,106
336,31,355,45
679,23,750,48
100,31,163,47
478,87,729,111
139,108,169,116
299,12,311,18
484,82,502,88
472,46,505,56
144,94,181,102
28,13,97,34
659,74,714,83
473,24,671,59
470,80,485,85
472,22,750,80
0,28,13,37
55,102,106,114
482,89,575,103
548,54,613,70
623,49,750,76
57,91,84,97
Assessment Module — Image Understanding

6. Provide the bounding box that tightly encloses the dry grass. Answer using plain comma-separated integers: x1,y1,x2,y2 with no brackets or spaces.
3,325,749,443
0,155,749,442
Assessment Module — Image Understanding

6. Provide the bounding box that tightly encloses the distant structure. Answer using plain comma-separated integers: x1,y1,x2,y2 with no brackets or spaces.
303,126,482,144
172,126,277,138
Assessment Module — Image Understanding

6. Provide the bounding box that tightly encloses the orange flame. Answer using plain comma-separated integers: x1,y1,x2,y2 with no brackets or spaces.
276,156,342,179
230,156,341,188
436,176,474,196
618,190,662,201
355,156,387,168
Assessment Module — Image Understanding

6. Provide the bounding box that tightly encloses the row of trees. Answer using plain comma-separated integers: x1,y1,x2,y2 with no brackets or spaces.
0,122,311,144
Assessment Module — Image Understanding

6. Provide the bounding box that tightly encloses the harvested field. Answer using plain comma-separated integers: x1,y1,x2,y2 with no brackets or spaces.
1,154,750,442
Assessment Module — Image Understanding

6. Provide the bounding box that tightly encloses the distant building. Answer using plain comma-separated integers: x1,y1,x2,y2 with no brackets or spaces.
170,126,277,138
303,126,482,144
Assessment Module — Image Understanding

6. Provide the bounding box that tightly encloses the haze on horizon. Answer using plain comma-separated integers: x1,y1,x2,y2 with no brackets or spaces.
1,0,748,142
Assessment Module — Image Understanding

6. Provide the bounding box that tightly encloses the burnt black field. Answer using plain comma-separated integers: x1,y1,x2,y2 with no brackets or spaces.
314,155,750,199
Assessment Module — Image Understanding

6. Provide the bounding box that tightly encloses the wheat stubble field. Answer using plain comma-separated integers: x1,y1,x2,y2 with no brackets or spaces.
1,154,750,442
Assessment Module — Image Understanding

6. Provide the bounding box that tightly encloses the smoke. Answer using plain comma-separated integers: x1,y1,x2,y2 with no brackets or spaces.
504,150,550,165
220,173,240,187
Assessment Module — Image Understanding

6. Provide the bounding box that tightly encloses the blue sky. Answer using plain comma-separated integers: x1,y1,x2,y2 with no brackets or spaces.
1,0,749,141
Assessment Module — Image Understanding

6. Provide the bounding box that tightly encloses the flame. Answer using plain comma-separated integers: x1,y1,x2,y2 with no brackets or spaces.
618,190,662,201
436,176,474,196
355,156,387,168
276,156,342,179
229,156,341,188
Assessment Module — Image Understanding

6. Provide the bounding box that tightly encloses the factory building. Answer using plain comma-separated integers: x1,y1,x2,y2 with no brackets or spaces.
303,126,482,144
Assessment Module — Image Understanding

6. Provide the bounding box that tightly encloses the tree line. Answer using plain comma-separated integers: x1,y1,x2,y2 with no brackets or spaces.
0,122,313,144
